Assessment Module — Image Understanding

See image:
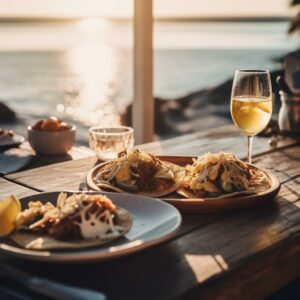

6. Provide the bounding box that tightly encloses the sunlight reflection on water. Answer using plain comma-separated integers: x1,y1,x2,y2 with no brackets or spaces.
64,41,121,126
60,18,122,127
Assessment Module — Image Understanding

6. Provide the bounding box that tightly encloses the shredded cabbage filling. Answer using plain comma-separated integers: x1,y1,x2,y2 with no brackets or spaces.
183,152,270,196
95,149,176,192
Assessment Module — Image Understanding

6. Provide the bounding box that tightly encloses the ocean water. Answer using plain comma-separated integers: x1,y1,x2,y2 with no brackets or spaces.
0,20,298,141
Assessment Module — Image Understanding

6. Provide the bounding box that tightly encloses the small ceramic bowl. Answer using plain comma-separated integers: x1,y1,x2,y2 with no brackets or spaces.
28,125,76,155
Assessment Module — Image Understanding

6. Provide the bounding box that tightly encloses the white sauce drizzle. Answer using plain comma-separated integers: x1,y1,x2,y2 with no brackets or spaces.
71,196,125,240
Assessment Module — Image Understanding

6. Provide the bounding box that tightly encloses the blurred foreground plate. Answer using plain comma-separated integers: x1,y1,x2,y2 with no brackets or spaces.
0,191,181,262
0,134,25,149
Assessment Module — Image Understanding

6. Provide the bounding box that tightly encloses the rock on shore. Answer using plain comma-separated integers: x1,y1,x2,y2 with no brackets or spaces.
0,102,16,122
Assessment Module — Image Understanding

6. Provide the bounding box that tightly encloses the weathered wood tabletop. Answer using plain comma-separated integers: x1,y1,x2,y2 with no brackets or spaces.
1,124,299,300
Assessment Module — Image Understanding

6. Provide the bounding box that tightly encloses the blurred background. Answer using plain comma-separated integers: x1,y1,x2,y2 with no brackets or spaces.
0,0,299,143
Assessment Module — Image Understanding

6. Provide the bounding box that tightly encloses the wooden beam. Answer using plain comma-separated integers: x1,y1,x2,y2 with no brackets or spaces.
133,0,154,144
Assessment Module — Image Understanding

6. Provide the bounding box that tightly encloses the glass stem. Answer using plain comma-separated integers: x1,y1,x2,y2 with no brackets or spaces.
247,136,254,164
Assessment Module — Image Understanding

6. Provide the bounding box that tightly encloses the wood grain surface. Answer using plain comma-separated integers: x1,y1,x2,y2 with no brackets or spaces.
138,125,298,157
7,181,299,300
0,177,37,199
1,125,299,300
6,156,98,191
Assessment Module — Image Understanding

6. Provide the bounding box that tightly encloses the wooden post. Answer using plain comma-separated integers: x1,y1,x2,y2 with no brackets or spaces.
133,0,154,144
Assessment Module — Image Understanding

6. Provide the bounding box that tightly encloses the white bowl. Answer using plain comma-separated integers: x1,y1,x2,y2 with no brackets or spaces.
28,125,76,155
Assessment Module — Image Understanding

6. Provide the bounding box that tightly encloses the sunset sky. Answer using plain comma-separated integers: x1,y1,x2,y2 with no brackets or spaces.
0,0,294,19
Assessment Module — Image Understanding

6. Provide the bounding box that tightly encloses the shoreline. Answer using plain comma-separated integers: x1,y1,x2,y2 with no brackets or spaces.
0,16,292,24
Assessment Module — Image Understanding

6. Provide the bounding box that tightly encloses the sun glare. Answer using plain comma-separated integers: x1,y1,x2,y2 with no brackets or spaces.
66,41,121,126
76,17,110,31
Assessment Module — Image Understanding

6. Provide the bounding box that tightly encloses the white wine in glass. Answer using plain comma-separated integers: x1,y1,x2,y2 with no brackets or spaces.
230,70,272,164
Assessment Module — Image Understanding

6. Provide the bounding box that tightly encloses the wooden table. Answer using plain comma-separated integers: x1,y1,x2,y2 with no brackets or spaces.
1,125,300,300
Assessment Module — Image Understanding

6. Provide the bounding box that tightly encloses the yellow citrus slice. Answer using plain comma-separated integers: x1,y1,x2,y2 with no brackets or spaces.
0,195,21,237
257,101,272,114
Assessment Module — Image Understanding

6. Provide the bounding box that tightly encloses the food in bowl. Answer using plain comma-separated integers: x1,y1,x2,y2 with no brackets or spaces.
28,117,75,155
7,192,132,250
32,117,71,132
93,149,185,197
178,152,271,199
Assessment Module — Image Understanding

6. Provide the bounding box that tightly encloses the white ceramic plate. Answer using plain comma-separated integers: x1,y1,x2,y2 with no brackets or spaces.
0,191,181,262
0,134,25,148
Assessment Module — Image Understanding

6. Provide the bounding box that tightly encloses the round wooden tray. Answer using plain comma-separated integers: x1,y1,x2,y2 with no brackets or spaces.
86,155,281,213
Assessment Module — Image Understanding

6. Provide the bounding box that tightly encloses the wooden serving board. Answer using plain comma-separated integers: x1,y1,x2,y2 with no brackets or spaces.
86,156,281,213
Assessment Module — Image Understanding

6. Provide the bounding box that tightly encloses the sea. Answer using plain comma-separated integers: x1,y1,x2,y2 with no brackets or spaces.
0,20,298,142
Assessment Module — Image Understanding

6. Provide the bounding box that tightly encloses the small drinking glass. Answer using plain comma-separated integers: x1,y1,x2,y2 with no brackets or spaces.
89,126,134,161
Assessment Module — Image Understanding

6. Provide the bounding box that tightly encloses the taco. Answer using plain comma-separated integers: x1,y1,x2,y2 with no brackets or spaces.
178,152,271,199
93,149,185,197
11,192,132,250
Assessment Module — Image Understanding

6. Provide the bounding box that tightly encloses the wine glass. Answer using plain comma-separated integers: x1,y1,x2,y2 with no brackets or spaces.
230,70,272,164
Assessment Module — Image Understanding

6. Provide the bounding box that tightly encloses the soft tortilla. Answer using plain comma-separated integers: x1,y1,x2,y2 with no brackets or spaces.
177,188,257,200
10,207,132,251
96,162,186,198
177,174,271,200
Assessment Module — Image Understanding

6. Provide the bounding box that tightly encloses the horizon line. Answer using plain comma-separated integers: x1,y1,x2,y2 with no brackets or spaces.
0,15,292,23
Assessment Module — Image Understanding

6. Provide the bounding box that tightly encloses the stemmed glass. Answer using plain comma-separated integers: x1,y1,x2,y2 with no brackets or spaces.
230,70,272,164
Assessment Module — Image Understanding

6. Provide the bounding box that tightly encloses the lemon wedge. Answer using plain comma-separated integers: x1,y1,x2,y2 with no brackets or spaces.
0,195,21,237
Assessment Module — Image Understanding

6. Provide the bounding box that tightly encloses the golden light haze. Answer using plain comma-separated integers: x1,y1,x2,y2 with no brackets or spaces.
0,0,293,19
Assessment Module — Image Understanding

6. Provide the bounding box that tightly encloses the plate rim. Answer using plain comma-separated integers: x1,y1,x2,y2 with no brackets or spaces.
0,190,181,263
0,134,25,148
